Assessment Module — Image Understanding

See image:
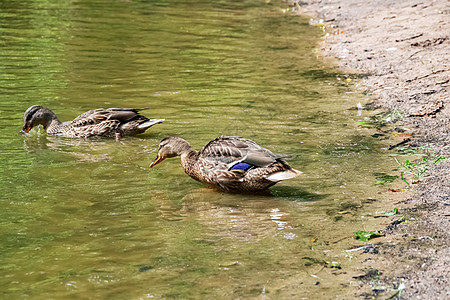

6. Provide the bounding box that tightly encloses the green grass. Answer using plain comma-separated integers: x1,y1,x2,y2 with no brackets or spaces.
395,154,445,184
354,230,384,241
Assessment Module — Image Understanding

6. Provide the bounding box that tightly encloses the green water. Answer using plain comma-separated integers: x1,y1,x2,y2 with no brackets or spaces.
1,0,393,298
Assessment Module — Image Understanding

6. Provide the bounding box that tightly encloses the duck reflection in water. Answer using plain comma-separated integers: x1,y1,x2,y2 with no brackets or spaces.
152,188,294,242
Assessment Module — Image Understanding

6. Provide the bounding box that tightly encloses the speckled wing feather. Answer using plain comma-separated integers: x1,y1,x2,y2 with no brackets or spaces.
71,108,146,128
214,169,247,191
62,108,148,137
87,120,121,136
199,136,279,167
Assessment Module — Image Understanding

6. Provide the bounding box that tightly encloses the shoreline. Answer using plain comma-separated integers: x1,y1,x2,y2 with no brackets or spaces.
302,0,449,298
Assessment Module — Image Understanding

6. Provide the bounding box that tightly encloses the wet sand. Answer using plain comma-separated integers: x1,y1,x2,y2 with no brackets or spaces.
303,0,449,298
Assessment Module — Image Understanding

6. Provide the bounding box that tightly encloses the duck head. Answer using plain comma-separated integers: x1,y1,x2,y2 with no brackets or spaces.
20,105,57,134
150,136,192,167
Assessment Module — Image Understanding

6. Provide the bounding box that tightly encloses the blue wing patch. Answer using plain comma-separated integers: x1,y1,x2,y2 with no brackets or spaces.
229,162,254,171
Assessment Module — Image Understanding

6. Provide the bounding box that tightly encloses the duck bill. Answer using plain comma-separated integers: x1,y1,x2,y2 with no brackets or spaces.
19,126,31,135
150,155,165,167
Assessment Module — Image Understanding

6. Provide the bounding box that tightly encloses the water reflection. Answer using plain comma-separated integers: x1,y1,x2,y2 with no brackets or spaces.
152,185,328,246
23,132,117,163
0,0,395,298
183,191,292,241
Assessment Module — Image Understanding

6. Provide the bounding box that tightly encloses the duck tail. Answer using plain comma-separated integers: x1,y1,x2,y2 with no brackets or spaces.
266,168,303,182
138,119,165,129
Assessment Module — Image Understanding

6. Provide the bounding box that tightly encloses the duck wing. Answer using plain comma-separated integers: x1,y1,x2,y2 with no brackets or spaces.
71,108,147,127
200,136,279,168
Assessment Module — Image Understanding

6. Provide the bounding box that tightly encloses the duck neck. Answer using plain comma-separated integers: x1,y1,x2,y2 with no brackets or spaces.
42,110,62,134
180,148,198,174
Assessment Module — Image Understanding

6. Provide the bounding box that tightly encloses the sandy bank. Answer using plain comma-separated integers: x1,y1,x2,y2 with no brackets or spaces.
302,0,449,298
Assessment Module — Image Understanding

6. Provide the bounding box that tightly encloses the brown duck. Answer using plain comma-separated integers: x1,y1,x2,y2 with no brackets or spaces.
20,105,164,138
150,136,302,192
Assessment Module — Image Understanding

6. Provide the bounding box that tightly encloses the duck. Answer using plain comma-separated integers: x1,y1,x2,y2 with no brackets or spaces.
20,105,164,138
150,136,302,192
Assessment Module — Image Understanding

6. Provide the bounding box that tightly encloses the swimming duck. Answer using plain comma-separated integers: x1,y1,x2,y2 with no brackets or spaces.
20,105,164,138
150,136,302,192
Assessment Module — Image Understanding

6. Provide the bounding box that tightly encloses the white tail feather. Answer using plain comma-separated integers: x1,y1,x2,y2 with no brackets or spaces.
138,119,165,129
266,169,303,182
